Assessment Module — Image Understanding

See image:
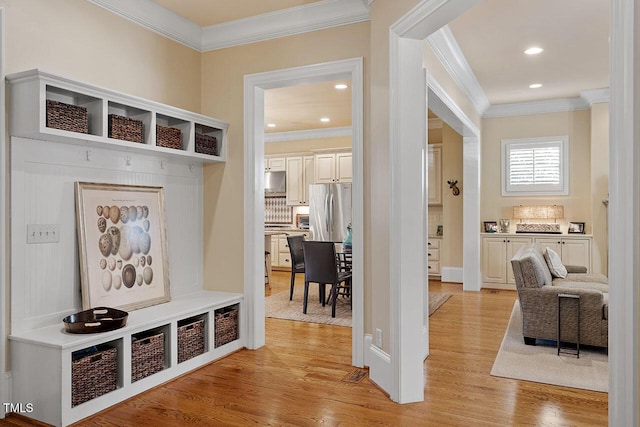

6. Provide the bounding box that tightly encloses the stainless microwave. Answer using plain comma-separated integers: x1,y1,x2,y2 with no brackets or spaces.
265,171,286,194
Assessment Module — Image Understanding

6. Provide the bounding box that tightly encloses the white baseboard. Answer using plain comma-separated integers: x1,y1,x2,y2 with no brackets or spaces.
367,341,392,395
1,372,11,418
441,267,463,283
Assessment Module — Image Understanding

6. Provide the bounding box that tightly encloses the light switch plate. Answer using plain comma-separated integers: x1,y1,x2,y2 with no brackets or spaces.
27,224,60,244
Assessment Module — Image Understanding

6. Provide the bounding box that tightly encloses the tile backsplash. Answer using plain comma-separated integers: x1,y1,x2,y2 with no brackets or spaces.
265,196,292,224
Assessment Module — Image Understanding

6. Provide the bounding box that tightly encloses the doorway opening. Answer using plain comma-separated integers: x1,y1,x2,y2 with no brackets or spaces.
244,58,364,367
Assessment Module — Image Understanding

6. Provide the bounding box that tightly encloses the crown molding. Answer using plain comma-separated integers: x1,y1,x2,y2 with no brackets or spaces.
426,25,490,115
264,126,352,143
87,0,202,51
201,0,370,51
580,88,610,105
88,0,369,52
483,97,590,118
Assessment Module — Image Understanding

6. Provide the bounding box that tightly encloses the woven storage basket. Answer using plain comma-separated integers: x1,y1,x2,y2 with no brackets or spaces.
214,305,239,348
131,332,165,382
46,100,88,134
71,346,118,407
156,125,182,150
108,114,144,143
177,318,205,363
195,133,219,156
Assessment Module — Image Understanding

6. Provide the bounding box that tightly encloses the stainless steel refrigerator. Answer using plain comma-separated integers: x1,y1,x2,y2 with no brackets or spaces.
308,183,352,242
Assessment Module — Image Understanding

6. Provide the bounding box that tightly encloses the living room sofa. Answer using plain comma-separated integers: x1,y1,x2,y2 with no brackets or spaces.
510,243,609,347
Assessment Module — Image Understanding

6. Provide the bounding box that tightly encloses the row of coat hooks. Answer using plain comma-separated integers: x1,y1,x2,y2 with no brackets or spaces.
84,150,196,171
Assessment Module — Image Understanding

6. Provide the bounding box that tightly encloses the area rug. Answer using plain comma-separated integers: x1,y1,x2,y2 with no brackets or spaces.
265,287,451,327
490,300,608,392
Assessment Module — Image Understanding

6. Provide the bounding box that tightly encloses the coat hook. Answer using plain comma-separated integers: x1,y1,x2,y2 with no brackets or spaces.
447,179,460,196
189,163,194,172
85,150,92,161
125,156,131,166
160,160,165,170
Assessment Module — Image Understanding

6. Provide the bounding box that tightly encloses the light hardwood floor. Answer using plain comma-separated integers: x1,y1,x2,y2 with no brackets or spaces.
3,271,608,426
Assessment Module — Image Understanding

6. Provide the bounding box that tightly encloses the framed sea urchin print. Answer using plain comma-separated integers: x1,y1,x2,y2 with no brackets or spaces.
75,182,171,311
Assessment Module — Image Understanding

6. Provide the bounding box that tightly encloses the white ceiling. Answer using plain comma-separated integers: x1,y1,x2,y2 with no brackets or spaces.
94,1,611,131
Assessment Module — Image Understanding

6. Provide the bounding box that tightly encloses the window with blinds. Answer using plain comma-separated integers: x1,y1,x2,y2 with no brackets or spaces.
501,136,569,196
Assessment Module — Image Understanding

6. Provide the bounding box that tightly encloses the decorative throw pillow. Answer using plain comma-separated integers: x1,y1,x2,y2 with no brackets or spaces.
544,247,568,279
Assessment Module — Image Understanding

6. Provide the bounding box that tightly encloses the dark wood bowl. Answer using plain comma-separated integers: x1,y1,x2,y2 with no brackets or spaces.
63,307,128,334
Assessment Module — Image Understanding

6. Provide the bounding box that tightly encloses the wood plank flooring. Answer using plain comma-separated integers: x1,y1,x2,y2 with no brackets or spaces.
3,272,607,426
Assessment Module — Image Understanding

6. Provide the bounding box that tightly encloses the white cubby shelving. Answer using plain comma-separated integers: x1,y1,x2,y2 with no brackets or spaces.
7,69,227,163
9,291,243,427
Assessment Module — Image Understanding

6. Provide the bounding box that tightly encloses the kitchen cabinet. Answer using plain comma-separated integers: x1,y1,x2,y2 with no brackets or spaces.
286,155,314,205
534,237,592,272
265,156,286,171
481,233,593,289
427,238,441,276
428,145,442,206
315,151,352,183
270,231,310,270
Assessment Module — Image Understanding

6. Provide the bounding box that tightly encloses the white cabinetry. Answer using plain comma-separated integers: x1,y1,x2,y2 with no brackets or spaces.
7,69,227,163
286,155,314,205
272,231,310,269
315,152,352,183
481,233,593,289
265,156,286,171
9,292,242,426
427,238,441,276
428,145,442,206
534,237,592,271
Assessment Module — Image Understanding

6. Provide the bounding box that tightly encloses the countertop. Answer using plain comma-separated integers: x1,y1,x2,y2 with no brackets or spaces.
265,227,309,235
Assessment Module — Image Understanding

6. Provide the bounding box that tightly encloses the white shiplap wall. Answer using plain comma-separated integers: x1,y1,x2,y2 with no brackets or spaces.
11,137,204,334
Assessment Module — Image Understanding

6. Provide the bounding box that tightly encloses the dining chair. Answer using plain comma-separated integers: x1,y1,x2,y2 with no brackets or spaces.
302,241,352,317
287,235,306,300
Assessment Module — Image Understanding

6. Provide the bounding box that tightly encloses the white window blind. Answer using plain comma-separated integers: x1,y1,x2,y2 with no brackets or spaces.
502,136,568,196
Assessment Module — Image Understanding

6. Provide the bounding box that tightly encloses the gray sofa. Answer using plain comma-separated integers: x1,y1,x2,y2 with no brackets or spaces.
510,243,609,347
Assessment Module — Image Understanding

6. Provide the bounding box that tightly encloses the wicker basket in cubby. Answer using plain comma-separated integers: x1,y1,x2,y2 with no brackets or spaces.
131,332,165,382
156,125,182,150
71,346,118,407
214,305,239,348
108,114,144,143
177,318,205,363
46,100,88,134
195,133,219,156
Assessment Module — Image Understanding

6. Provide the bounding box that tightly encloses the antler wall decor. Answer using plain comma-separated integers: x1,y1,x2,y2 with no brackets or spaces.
447,179,460,196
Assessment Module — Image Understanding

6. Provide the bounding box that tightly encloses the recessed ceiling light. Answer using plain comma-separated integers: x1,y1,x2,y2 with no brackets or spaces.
267,123,276,128
334,83,348,90
529,83,542,89
524,47,544,55
320,117,331,123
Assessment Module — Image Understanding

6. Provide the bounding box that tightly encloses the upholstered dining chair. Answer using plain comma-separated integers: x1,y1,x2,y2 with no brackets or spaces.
301,241,352,318
286,235,305,300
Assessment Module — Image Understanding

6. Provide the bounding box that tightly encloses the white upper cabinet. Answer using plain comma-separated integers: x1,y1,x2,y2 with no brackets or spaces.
285,155,314,205
315,151,352,183
266,156,286,171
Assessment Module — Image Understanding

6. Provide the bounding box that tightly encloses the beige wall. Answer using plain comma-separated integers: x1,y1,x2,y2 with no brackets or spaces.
264,136,351,155
590,103,609,275
441,123,463,268
4,0,202,111
481,110,592,237
199,23,370,299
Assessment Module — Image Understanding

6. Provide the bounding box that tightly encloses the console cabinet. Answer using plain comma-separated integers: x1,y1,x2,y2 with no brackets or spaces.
481,233,592,289
9,291,243,426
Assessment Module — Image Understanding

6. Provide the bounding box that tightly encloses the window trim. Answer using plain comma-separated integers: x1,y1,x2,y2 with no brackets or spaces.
501,135,569,196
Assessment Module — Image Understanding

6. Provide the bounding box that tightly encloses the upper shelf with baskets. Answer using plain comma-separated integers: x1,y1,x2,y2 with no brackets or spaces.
6,69,227,163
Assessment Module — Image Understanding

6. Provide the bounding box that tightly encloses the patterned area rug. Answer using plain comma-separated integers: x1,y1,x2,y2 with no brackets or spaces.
490,300,609,392
265,286,451,327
